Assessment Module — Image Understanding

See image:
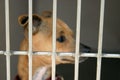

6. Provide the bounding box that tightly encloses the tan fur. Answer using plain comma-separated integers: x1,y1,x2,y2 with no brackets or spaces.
18,11,75,80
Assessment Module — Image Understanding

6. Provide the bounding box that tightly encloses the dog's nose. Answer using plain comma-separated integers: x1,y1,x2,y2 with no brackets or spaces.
80,43,91,53
78,43,92,63
60,43,91,63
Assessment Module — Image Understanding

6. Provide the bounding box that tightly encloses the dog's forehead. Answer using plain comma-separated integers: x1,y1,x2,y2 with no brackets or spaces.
40,16,73,35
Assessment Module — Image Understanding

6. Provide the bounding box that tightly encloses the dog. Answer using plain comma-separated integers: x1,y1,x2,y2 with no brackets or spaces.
16,11,76,80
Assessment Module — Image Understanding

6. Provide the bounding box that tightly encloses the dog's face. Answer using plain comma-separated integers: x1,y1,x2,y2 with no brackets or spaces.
18,11,75,52
18,11,75,68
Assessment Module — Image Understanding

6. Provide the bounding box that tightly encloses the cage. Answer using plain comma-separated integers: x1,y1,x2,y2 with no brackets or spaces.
0,0,120,80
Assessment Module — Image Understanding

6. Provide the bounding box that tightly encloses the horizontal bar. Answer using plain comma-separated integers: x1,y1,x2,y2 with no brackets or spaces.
101,54,120,58
0,51,120,58
0,51,4,54
81,53,120,58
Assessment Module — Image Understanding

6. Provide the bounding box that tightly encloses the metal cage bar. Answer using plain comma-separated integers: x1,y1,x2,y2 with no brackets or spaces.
74,0,82,80
96,0,105,80
52,0,57,80
0,51,120,58
28,0,33,80
5,0,11,80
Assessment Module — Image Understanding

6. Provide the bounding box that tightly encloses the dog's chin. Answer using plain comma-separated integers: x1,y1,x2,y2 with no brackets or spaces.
60,56,88,64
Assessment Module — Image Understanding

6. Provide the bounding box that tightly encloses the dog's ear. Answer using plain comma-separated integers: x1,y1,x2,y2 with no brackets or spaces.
32,14,42,27
18,14,28,27
18,14,42,27
41,11,52,18
18,14,43,34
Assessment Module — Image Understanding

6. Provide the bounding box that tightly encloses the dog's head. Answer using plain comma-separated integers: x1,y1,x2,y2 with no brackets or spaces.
18,11,75,53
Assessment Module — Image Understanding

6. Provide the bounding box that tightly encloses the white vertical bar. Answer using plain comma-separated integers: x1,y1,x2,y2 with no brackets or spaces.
5,0,11,80
28,0,33,80
52,0,57,80
74,0,82,80
96,0,105,80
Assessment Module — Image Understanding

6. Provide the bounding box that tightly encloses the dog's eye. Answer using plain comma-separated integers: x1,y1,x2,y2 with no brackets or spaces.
57,36,66,43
